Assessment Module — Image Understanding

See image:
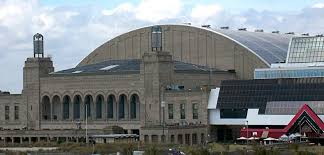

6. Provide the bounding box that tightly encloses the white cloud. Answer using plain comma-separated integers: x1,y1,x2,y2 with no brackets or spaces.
312,3,324,8
191,4,223,23
32,13,55,31
135,0,183,22
101,3,134,16
102,0,183,23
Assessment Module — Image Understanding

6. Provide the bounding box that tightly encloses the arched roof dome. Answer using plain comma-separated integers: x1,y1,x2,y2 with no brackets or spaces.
78,24,292,68
210,28,291,65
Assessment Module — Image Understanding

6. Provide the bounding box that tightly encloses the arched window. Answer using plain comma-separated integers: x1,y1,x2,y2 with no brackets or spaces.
52,95,61,120
107,95,115,119
63,96,70,120
118,94,127,119
96,95,103,119
42,96,51,120
84,95,93,119
73,95,81,119
130,94,139,119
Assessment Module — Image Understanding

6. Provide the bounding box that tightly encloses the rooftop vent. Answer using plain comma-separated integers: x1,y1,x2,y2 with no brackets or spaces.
255,29,264,32
272,31,280,34
202,25,211,28
285,32,295,35
238,28,247,31
220,26,229,30
302,33,309,36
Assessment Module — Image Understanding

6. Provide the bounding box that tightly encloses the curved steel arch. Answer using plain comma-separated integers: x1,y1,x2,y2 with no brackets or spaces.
78,24,291,68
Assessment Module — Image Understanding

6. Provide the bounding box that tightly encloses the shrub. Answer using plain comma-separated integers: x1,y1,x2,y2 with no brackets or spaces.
145,145,159,155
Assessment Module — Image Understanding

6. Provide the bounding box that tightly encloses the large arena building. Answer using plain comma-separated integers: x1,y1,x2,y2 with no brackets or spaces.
0,24,293,145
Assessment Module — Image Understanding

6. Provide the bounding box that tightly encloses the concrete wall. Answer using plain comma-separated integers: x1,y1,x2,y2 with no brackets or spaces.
173,72,236,89
163,91,209,125
38,73,144,130
0,94,25,129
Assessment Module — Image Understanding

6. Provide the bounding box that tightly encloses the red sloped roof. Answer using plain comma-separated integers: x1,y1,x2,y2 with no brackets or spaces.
240,104,324,138
283,104,324,132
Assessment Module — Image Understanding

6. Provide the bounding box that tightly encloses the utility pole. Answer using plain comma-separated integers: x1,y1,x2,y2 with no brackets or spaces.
246,121,249,144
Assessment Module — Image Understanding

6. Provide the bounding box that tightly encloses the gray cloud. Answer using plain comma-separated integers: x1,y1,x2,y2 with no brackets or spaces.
0,0,323,93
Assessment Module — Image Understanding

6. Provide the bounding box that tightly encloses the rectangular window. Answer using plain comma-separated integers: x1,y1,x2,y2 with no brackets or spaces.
14,106,19,120
192,133,198,145
201,133,205,144
178,134,183,144
185,134,190,145
180,103,186,119
168,104,174,119
5,106,9,120
170,135,175,143
192,103,198,119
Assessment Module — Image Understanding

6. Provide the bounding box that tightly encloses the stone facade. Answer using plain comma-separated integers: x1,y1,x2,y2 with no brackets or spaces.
0,24,275,145
0,49,235,145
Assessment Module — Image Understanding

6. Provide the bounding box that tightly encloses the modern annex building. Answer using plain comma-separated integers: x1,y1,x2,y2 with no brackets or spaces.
209,35,324,142
0,24,292,145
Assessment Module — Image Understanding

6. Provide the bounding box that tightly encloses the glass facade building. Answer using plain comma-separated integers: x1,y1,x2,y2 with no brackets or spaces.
287,36,324,63
217,78,324,118
255,68,324,79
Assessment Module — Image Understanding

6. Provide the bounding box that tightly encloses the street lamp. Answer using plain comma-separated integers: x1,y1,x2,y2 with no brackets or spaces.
246,120,248,144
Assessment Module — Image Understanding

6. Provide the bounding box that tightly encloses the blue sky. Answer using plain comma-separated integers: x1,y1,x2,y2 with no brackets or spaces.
0,0,324,93
40,0,323,11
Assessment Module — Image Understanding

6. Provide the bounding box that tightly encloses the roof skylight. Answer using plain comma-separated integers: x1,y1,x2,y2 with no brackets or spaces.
72,70,83,73
100,65,119,71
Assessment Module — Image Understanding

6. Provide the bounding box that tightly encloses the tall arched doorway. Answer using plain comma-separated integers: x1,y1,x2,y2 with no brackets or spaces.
107,95,116,119
130,94,140,119
84,95,93,119
52,95,61,120
63,95,71,120
96,95,103,119
73,95,81,119
118,94,127,119
42,96,51,120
